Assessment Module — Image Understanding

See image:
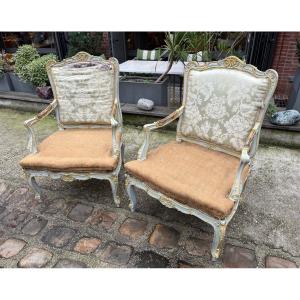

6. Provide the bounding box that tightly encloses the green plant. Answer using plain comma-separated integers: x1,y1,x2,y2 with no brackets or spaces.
267,102,278,118
25,54,57,86
155,32,189,83
186,32,218,53
296,40,300,64
67,32,103,57
14,45,39,81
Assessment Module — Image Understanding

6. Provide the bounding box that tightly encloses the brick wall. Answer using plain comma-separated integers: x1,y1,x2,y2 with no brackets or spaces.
101,32,111,58
271,32,300,102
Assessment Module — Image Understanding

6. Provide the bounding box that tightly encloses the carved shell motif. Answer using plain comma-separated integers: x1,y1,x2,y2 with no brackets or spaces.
223,56,245,68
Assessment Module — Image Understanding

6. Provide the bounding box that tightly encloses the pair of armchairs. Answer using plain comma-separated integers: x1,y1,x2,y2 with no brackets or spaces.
20,52,278,259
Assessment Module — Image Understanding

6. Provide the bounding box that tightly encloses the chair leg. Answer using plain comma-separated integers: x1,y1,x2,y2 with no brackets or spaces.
121,143,125,164
108,175,120,207
211,222,227,261
28,175,42,200
126,183,137,212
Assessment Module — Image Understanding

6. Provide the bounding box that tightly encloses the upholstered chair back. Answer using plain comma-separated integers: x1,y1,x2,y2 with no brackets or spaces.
47,52,119,126
177,57,278,156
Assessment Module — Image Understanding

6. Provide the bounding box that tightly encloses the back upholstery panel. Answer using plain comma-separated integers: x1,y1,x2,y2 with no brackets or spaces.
50,60,115,125
179,68,272,152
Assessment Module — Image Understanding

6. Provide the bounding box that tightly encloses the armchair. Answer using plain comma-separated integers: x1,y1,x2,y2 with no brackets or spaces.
125,56,278,260
20,52,123,206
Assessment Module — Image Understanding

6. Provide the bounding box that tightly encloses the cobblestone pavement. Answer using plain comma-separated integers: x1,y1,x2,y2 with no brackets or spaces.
0,108,299,268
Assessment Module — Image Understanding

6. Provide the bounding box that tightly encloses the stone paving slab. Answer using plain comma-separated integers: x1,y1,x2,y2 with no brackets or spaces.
0,108,299,268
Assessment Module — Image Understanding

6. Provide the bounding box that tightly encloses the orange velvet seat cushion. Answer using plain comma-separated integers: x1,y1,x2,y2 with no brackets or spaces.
125,141,249,219
20,128,121,172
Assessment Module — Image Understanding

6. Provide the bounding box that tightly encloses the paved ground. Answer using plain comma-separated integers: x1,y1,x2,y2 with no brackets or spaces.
0,108,299,268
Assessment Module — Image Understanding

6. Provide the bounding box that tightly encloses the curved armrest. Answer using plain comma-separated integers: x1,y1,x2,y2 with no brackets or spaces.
138,106,184,160
24,99,57,153
229,147,250,202
229,122,261,202
246,121,261,157
111,99,122,157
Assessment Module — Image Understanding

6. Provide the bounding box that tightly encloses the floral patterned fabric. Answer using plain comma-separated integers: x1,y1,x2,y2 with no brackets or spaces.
179,69,270,152
50,61,115,125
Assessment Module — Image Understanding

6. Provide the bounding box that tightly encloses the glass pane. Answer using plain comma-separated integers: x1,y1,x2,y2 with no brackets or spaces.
1,32,55,49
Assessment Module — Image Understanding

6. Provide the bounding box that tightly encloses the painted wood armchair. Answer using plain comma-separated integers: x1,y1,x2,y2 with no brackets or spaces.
125,56,278,260
20,52,123,206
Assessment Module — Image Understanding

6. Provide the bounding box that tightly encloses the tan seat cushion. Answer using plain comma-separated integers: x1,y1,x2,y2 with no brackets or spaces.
20,128,121,172
125,141,249,219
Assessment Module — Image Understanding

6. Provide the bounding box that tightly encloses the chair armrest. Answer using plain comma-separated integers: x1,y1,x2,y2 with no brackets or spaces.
111,99,121,157
229,122,261,202
246,122,261,158
229,147,250,202
137,106,184,160
24,99,57,153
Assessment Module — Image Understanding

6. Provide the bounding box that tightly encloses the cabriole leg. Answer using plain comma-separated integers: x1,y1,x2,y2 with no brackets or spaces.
211,222,227,261
126,182,137,212
108,176,120,207
28,175,42,201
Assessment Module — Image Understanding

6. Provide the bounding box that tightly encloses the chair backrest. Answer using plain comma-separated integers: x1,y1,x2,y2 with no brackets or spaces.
177,56,278,157
47,52,121,127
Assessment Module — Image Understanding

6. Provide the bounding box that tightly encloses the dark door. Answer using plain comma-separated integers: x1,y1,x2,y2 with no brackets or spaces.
246,32,277,71
110,32,126,63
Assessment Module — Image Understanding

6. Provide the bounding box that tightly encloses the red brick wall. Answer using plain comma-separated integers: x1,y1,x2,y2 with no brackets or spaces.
271,32,300,101
101,32,111,58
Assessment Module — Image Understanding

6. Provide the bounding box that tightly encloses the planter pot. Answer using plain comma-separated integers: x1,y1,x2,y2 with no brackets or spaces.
36,86,53,100
287,67,300,112
0,73,13,92
9,72,36,94
119,76,168,106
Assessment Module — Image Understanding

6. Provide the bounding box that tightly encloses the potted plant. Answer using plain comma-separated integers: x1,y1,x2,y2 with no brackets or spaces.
12,44,39,93
119,74,169,106
0,52,13,92
119,32,189,106
25,53,57,99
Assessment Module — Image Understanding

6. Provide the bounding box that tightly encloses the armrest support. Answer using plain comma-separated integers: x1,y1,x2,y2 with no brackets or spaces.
229,122,261,202
137,106,184,160
246,121,261,157
24,99,57,153
111,99,121,157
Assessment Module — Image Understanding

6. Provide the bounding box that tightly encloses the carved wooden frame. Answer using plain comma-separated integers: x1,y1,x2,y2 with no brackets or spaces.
126,56,278,260
22,52,123,206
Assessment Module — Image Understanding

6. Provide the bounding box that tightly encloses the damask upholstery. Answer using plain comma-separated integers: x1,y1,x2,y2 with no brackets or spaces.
125,141,249,219
179,68,270,152
49,61,115,125
20,128,121,172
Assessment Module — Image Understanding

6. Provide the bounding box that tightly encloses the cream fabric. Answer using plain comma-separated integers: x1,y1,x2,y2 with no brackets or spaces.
125,141,249,219
20,128,121,172
51,61,115,125
179,68,270,152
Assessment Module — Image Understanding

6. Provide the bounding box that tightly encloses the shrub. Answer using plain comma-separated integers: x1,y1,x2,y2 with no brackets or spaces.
25,54,57,87
67,32,103,57
15,45,39,81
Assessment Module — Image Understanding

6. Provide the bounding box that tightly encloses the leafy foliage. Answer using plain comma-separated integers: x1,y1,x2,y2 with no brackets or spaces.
155,32,189,83
25,54,57,86
14,45,39,80
186,32,218,53
267,102,278,118
67,32,103,57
